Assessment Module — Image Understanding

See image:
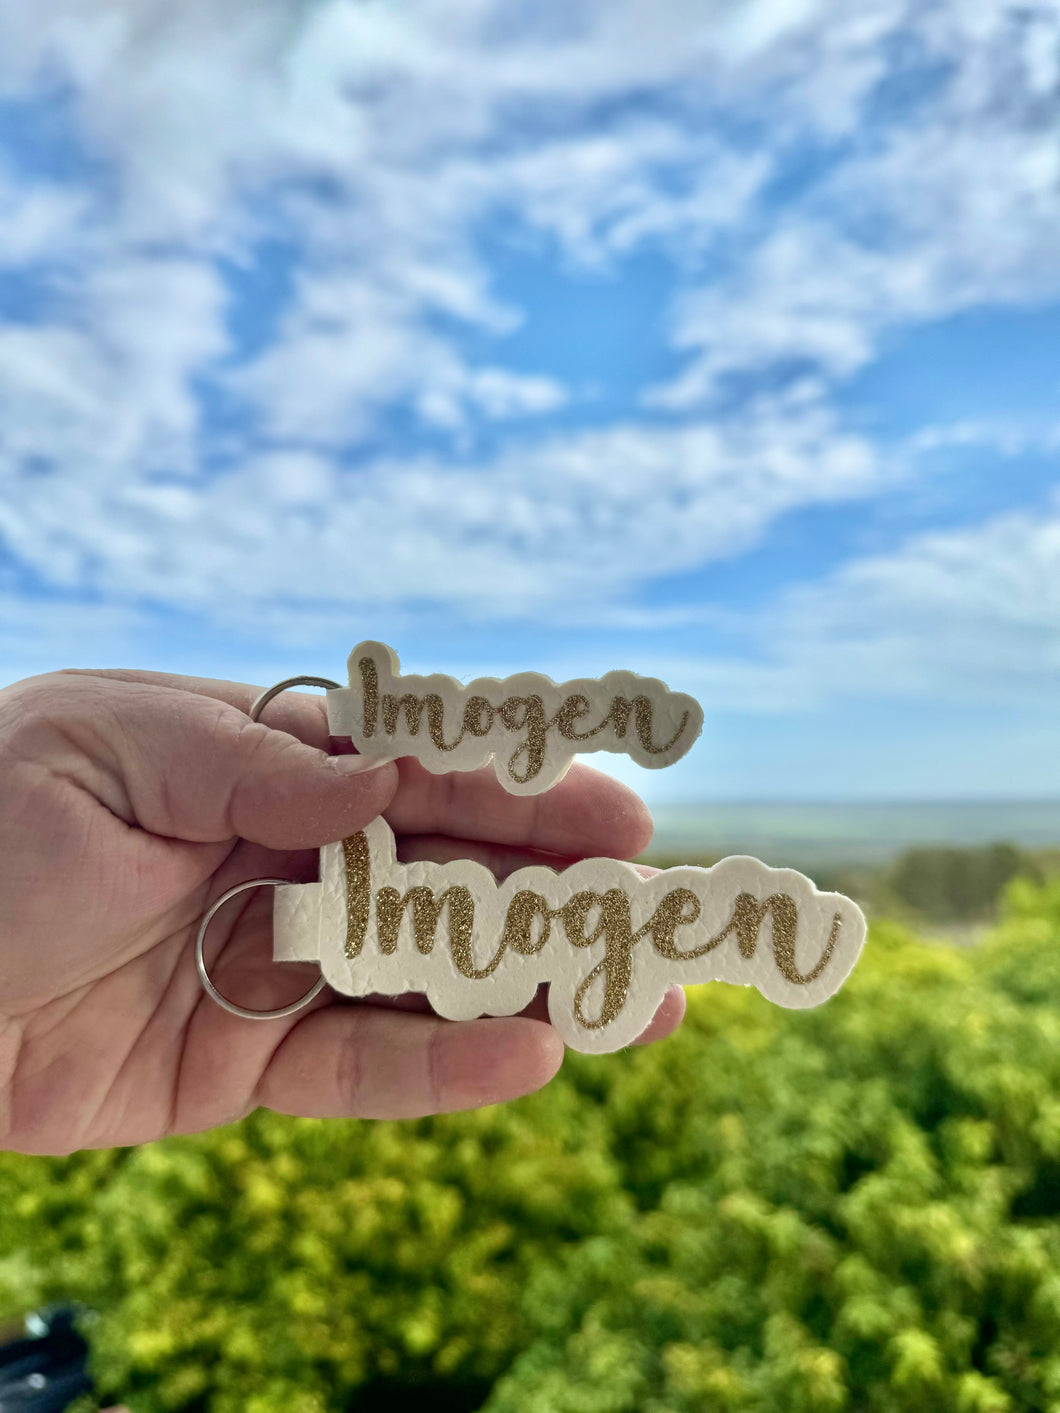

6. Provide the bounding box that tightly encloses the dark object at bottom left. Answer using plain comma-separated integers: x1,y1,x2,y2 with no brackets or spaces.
0,1305,93,1412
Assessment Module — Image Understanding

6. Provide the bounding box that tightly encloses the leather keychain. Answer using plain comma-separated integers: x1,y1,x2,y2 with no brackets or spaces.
196,644,867,1053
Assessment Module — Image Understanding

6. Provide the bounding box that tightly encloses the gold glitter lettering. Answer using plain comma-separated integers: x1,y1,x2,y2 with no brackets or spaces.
342,831,372,960
729,893,798,962
632,695,691,756
560,890,637,1031
641,888,703,957
358,657,379,738
329,824,856,1038
500,890,555,955
553,694,595,740
606,696,633,738
696,892,840,984
381,692,464,752
771,908,843,985
462,695,495,738
341,645,703,791
377,884,476,958
500,694,548,784
449,896,507,979
552,694,639,743
381,692,423,736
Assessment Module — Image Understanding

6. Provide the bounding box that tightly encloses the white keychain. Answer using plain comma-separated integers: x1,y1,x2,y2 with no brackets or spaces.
196,646,866,1053
327,640,705,793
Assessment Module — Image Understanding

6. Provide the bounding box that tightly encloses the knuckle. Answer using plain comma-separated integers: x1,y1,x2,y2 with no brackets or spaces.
227,711,304,769
211,704,264,754
0,678,61,749
212,709,292,782
0,677,106,777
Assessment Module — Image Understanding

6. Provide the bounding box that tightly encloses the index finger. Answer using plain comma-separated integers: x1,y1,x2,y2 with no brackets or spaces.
385,757,655,861
58,667,332,747
58,668,657,858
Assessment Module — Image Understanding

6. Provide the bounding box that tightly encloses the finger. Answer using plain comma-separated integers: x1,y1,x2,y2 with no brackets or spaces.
386,758,653,861
16,673,398,849
254,1005,565,1119
396,832,579,879
52,673,655,859
396,832,660,881
503,980,684,1044
334,981,684,1048
630,984,686,1044
199,887,677,1127
57,667,333,747
218,838,325,887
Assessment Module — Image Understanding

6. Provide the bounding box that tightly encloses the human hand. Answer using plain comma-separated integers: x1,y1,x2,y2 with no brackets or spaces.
0,668,683,1154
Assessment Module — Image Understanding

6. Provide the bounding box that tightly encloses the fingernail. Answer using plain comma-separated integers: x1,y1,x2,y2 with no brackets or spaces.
329,752,395,775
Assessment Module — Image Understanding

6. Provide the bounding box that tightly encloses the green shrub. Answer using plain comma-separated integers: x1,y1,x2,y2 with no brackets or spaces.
887,844,1035,923
3,879,1060,1411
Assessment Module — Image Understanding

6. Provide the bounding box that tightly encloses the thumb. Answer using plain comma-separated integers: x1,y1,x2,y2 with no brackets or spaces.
16,672,399,850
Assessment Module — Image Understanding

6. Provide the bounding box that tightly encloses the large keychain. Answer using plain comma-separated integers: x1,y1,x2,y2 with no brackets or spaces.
197,642,867,1053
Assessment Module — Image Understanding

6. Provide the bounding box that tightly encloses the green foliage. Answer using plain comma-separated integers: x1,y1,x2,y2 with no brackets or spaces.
4,880,1060,1410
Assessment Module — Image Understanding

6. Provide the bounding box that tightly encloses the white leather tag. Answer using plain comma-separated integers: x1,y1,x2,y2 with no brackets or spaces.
325,641,704,795
274,818,867,1054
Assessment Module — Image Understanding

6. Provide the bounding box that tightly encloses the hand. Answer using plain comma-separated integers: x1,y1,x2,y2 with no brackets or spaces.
0,668,683,1154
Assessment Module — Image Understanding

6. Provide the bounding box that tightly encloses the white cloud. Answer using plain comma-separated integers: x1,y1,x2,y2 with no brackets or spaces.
791,503,1060,660
0,0,1052,460
655,496,1060,713
0,164,88,267
651,0,1060,404
0,253,228,493
0,392,882,630
0,0,924,468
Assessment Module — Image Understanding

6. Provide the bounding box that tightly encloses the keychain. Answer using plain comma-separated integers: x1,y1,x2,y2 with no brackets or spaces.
197,642,867,1053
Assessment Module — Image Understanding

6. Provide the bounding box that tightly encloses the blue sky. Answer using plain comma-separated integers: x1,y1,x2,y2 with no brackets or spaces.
0,0,1059,803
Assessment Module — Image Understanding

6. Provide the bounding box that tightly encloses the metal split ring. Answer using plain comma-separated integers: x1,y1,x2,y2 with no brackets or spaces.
195,674,341,1021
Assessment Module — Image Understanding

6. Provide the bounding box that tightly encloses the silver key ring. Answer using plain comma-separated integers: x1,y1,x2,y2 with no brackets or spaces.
195,674,341,1021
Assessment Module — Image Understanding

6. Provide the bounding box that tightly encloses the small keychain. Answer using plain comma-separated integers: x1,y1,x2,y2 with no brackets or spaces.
197,643,867,1053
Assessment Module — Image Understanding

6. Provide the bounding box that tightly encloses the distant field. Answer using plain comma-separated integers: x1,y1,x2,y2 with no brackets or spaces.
645,800,1060,869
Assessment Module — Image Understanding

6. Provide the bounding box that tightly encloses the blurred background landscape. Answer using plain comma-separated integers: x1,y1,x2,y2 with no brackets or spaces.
645,802,1060,941
1,0,1060,1408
